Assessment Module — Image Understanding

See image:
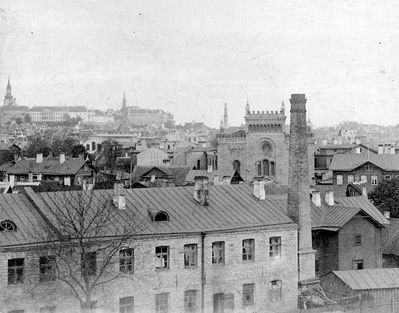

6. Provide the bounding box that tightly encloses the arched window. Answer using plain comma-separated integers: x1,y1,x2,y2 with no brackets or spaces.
262,159,269,176
233,160,241,174
86,144,90,151
270,161,275,177
154,211,169,222
255,161,261,176
0,220,17,232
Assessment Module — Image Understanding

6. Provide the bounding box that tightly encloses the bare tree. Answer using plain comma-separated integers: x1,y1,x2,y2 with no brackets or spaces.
35,187,141,312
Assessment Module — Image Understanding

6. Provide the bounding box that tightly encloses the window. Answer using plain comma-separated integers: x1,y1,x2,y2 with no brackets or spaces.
270,280,282,302
371,175,378,185
353,259,364,270
213,293,234,313
315,259,320,274
242,283,254,306
255,161,261,176
355,175,360,183
119,296,134,313
184,244,197,268
39,256,56,282
212,241,225,264
154,212,169,222
361,175,367,183
354,234,362,246
366,164,372,171
8,258,24,285
348,175,354,183
385,175,392,180
270,161,275,177
269,237,281,258
81,252,96,276
155,293,169,313
39,306,56,313
262,159,269,176
120,248,134,274
233,160,241,174
0,220,17,232
242,239,255,262
184,290,198,313
336,175,343,185
196,160,201,169
155,246,169,269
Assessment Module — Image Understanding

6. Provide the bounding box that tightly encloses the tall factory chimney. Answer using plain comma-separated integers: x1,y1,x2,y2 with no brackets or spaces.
287,94,317,285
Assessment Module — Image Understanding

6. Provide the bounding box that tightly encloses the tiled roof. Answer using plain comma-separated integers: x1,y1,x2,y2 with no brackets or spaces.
132,166,191,186
185,170,217,183
329,154,399,171
31,185,295,237
331,268,399,290
0,193,52,247
7,157,87,175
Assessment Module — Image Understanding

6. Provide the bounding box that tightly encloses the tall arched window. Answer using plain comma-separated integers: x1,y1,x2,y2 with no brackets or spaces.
233,160,241,174
255,161,261,176
270,161,275,177
262,159,269,176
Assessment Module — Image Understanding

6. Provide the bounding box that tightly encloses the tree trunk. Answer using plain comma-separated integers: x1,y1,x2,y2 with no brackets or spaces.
81,300,97,313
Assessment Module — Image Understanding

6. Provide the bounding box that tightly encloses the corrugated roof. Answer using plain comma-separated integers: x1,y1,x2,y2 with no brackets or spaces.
132,166,190,186
382,218,399,255
333,268,399,290
7,157,87,175
329,154,399,171
32,185,295,237
0,193,52,247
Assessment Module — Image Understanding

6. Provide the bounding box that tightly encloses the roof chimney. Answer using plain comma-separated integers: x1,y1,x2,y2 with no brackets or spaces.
325,190,334,206
193,176,209,206
362,187,367,197
207,164,213,173
311,190,321,207
287,93,316,283
355,147,361,154
253,179,265,200
378,145,384,154
213,175,219,185
384,211,391,219
60,153,65,164
113,183,126,210
36,153,43,163
222,176,231,185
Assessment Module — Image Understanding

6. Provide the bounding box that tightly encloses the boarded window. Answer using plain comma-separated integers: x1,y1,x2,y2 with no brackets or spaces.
119,296,134,313
155,293,169,313
184,290,198,313
270,280,282,302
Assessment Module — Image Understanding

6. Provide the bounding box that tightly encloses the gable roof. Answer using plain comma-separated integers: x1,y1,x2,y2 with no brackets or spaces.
382,218,399,255
29,185,295,238
132,166,191,186
7,157,88,175
330,268,399,290
329,154,399,171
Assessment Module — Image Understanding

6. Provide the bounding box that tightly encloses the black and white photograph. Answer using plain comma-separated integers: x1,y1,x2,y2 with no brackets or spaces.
1,1,399,312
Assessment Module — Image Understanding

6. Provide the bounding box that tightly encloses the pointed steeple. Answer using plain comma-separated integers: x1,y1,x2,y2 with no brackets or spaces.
121,92,127,114
280,100,285,115
245,99,250,115
223,102,228,129
4,77,16,106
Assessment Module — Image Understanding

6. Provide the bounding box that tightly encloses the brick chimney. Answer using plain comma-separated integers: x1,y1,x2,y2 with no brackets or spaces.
287,94,316,284
324,190,334,206
194,176,209,206
60,153,66,164
253,178,265,200
311,190,321,207
36,153,43,163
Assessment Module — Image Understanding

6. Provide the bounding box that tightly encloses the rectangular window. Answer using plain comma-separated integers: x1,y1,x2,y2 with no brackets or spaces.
120,248,134,274
212,241,225,264
242,239,255,262
361,175,367,183
242,283,255,306
269,237,281,258
119,296,134,313
366,165,372,171
315,259,320,274
355,175,360,183
353,259,364,270
155,293,169,313
184,290,198,313
336,175,343,185
347,175,354,183
8,258,24,285
81,252,96,276
270,280,282,302
39,256,56,282
155,246,169,269
39,306,56,313
184,244,197,268
385,175,392,180
371,175,378,185
354,234,362,246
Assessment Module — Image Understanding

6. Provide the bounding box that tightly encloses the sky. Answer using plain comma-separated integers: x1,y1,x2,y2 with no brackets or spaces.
1,0,399,128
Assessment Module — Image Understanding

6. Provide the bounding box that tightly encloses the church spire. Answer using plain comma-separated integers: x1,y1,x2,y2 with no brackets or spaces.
4,78,16,106
245,99,250,115
121,92,127,113
280,100,285,115
223,102,228,129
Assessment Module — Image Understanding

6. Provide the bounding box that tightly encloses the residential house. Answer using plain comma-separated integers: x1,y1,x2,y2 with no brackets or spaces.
136,147,170,167
131,165,190,187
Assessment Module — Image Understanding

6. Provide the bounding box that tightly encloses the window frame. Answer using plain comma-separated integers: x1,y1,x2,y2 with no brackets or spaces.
0,220,17,232
8,258,25,285
155,246,170,270
353,259,364,270
384,175,392,180
347,175,354,184
354,234,362,246
119,248,134,274
270,280,282,302
269,237,281,258
371,175,378,185
184,290,198,313
119,296,134,313
336,175,343,185
39,255,56,282
212,241,225,264
155,292,169,313
242,239,255,262
242,283,255,307
184,244,198,268
81,251,97,277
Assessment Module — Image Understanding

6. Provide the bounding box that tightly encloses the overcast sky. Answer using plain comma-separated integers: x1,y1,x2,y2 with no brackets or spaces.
1,0,399,128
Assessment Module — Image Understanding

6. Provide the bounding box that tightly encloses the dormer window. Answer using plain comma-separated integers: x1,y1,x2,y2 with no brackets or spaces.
0,220,17,232
154,211,169,222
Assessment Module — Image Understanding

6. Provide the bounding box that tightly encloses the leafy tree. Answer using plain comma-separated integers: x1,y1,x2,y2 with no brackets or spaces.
15,117,22,125
24,113,32,124
26,136,51,157
72,144,87,157
51,137,78,156
100,139,122,170
368,178,399,217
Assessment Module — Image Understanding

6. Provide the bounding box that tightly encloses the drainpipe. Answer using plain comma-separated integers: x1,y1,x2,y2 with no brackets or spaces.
201,232,206,313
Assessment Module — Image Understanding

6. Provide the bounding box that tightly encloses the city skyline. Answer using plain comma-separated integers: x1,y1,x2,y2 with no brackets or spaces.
2,0,399,128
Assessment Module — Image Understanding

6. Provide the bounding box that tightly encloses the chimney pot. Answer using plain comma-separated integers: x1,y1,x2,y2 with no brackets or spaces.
222,176,230,185
362,187,367,197
253,179,265,200
378,145,384,154
36,153,43,163
60,153,65,164
325,190,334,206
311,190,321,207
384,211,391,219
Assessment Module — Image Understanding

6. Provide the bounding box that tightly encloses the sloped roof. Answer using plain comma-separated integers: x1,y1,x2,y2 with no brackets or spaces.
329,153,399,171
132,166,191,186
0,193,52,247
332,268,399,290
7,157,87,175
30,185,295,237
185,170,217,183
382,218,399,255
